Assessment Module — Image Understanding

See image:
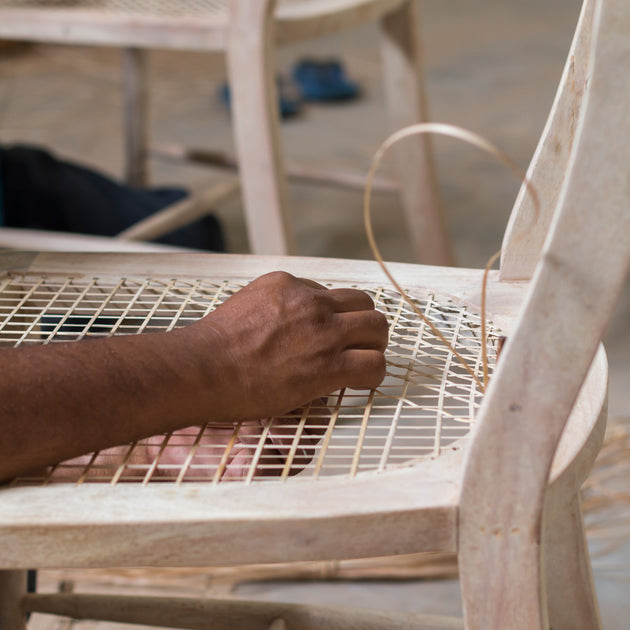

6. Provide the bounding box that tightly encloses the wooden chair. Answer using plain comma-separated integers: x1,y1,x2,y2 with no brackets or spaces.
0,0,449,263
1,0,628,628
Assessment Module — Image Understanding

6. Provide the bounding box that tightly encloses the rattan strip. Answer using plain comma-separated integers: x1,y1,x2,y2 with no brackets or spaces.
42,278,97,345
432,296,463,457
212,421,242,484
0,273,500,484
280,404,310,481
175,423,208,484
111,441,139,485
313,389,344,479
377,288,410,472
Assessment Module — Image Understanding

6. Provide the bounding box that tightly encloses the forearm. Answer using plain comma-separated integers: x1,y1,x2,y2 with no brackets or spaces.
0,271,388,483
0,328,222,482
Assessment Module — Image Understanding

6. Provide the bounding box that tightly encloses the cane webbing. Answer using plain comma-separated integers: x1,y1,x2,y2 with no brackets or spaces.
0,0,316,19
0,271,500,485
0,1,230,18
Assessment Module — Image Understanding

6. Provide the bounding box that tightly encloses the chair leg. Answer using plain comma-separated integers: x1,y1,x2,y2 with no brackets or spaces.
544,494,601,630
122,47,149,188
379,0,453,266
227,0,295,256
0,570,28,630
459,525,548,629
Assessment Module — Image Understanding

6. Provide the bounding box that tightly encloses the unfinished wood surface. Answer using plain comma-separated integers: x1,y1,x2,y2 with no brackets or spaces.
0,227,193,252
227,0,294,255
0,250,607,572
0,1,409,51
380,0,452,266
0,253,498,568
116,178,239,241
500,0,595,280
544,495,601,630
459,0,630,628
151,144,401,194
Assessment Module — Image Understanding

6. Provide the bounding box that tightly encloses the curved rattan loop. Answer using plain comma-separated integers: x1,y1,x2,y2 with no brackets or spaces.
363,122,540,391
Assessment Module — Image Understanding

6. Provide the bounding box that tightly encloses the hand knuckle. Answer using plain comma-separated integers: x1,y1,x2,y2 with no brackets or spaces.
266,270,294,284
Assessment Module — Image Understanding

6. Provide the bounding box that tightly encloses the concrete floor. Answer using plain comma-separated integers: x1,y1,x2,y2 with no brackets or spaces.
1,0,629,627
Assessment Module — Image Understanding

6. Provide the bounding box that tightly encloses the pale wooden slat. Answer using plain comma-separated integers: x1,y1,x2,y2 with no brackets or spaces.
459,1,630,627
116,179,239,241
544,495,601,629
500,0,596,280
0,1,408,50
151,144,401,194
379,0,451,266
227,0,295,256
0,227,194,252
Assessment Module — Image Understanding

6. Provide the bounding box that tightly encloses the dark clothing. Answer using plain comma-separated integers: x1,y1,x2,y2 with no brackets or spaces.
0,144,225,252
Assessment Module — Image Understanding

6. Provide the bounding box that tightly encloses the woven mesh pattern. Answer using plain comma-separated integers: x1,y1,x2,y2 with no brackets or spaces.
0,0,302,18
0,0,230,17
0,271,501,485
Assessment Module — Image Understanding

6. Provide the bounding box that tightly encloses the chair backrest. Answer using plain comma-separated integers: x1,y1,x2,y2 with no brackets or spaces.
462,0,630,622
500,0,597,281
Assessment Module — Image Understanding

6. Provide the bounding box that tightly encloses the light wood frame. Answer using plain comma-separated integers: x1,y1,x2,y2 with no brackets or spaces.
1,0,629,628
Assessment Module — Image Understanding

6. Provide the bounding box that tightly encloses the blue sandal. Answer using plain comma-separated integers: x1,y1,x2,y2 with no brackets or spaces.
292,58,360,102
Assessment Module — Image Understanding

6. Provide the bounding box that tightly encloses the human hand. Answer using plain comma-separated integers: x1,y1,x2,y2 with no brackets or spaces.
2,272,379,483
178,271,389,422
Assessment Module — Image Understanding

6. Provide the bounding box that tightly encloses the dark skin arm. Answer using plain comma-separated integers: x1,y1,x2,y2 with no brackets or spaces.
0,272,388,482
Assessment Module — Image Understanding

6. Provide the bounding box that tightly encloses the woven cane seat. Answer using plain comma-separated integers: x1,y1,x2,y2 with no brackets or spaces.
0,252,610,570
0,0,406,49
0,255,501,487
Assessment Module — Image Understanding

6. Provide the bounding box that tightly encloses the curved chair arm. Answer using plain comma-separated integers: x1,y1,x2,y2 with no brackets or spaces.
460,1,630,627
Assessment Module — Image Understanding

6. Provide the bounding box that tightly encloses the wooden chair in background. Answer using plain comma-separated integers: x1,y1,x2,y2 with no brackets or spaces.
0,0,628,628
0,0,450,263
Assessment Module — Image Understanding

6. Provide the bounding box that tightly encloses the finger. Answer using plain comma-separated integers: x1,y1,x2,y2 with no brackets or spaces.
296,280,376,314
337,348,387,390
336,310,389,351
327,288,375,312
